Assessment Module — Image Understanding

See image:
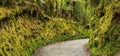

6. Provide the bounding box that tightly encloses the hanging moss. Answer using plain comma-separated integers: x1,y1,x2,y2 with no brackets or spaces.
88,0,120,55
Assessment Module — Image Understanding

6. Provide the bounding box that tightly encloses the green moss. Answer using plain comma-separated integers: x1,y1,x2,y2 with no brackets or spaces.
0,13,88,56
88,0,120,55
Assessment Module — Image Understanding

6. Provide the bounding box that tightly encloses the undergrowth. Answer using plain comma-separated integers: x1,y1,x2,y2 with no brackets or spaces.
1,0,120,56
88,0,120,56
0,13,88,56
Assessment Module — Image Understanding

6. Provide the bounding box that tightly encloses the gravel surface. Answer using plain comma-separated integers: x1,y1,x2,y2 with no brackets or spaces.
32,39,90,56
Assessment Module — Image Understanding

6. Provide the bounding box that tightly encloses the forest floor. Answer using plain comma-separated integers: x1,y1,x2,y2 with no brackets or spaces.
32,39,90,56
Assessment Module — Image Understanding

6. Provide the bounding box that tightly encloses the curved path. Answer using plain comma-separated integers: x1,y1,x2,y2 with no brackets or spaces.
32,39,90,56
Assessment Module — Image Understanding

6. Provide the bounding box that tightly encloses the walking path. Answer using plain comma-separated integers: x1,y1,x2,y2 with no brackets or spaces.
32,39,90,56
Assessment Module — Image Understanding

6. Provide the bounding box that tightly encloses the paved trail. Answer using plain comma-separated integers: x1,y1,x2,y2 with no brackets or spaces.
32,39,90,56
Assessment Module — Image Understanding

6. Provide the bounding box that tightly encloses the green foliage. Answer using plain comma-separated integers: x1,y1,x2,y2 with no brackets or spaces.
88,0,120,55
0,8,12,20
2,0,120,56
0,1,89,55
72,0,86,22
0,15,88,56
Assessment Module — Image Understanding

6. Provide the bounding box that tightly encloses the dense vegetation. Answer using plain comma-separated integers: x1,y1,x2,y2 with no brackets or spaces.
88,0,120,56
0,0,120,56
0,0,88,56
